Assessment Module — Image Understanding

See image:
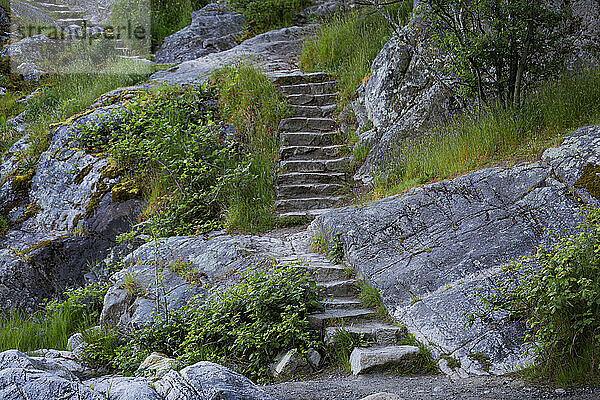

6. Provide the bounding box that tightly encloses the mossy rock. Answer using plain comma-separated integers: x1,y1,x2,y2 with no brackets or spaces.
111,179,142,203
574,164,600,200
11,169,35,192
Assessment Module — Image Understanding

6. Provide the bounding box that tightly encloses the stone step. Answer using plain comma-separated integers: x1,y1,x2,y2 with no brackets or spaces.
286,93,337,107
290,104,336,118
53,10,83,18
280,262,347,281
57,18,85,26
272,71,331,86
325,322,406,346
276,183,343,198
279,158,349,173
279,81,337,96
277,172,346,185
308,308,376,330
280,145,345,161
280,132,337,147
276,208,333,220
322,298,362,310
275,196,345,212
38,3,71,12
320,279,359,297
278,117,336,133
349,345,420,375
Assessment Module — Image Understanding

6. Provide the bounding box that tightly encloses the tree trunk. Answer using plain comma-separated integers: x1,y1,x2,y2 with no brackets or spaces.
514,20,534,106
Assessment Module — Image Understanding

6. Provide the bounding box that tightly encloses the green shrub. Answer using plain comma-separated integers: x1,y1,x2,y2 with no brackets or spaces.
228,0,309,36
478,208,600,386
76,84,245,236
82,328,121,370
113,265,323,381
210,62,289,232
300,2,413,108
0,283,108,352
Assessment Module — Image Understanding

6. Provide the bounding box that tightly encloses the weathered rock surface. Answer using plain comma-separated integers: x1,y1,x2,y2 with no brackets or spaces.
311,126,600,376
270,348,321,378
136,353,179,380
154,3,245,64
0,351,274,400
100,234,291,332
0,101,141,312
151,25,315,84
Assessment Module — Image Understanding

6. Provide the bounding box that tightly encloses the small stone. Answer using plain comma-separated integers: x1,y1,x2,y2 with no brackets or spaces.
270,348,313,378
360,393,403,400
433,386,443,392
66,332,84,352
136,352,179,380
556,388,566,394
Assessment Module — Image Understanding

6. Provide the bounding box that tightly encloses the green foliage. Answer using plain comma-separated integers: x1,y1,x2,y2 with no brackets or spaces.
82,328,121,370
468,352,491,373
228,0,309,36
0,283,108,352
478,208,600,386
112,265,323,381
109,0,210,50
357,280,388,319
424,0,568,106
327,327,372,373
441,354,461,370
310,231,344,263
76,85,245,236
210,62,289,232
300,2,413,107
371,68,600,199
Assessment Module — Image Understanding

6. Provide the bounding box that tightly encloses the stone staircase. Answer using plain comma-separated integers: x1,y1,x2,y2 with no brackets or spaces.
277,247,421,375
272,71,350,220
28,0,140,59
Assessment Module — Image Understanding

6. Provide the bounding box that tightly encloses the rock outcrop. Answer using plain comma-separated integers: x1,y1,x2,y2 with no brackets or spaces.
310,125,600,376
99,234,296,331
0,97,142,313
0,350,276,400
154,3,245,64
151,25,315,84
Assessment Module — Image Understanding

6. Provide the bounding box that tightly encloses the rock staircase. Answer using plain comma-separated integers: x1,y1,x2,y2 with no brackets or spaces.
277,246,421,375
272,71,350,220
29,0,140,59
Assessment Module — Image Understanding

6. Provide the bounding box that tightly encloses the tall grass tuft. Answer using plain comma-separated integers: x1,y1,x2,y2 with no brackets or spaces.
371,68,600,199
0,283,108,352
211,62,289,232
300,2,413,107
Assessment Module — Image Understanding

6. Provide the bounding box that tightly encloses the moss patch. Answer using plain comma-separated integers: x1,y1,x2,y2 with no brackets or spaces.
15,202,41,224
11,169,35,192
111,179,142,202
574,164,600,200
73,165,94,185
468,352,491,372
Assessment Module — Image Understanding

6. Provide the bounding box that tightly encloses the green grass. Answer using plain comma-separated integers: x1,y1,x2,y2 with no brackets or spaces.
357,280,388,319
0,283,107,352
299,2,413,108
370,68,600,199
210,62,289,233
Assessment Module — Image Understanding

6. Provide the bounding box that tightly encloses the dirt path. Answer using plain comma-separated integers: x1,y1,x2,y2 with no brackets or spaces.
262,372,600,400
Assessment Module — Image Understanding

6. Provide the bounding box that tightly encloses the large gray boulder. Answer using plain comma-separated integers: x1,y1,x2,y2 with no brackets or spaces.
154,3,245,64
151,25,315,84
0,351,275,400
0,99,141,313
310,125,600,376
100,234,290,332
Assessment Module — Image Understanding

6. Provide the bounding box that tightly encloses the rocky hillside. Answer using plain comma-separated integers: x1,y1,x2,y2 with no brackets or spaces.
0,0,599,397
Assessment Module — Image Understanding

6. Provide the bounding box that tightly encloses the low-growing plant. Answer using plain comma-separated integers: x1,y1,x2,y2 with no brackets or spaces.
474,208,600,386
0,282,108,352
327,326,372,373
82,328,122,370
310,230,345,263
111,265,324,381
357,280,388,319
228,0,310,36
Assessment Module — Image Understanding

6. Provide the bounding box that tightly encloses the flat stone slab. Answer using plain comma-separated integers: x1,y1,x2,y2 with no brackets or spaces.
350,345,420,375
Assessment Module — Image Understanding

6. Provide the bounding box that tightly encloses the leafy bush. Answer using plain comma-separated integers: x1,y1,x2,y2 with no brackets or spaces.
300,2,413,107
228,0,309,36
210,62,289,232
113,265,323,381
0,283,108,352
76,85,245,236
479,208,600,386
